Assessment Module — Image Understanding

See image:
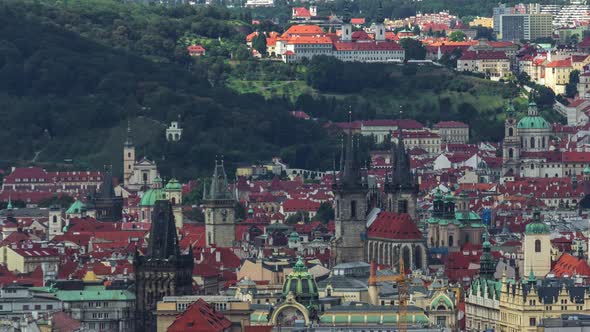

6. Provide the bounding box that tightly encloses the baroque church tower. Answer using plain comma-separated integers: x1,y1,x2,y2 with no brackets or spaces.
384,129,419,220
331,127,368,265
502,103,520,177
123,121,135,187
203,159,237,248
134,199,194,331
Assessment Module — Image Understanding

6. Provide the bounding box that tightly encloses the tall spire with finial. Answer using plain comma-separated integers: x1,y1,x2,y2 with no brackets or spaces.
124,120,133,148
338,108,363,188
205,156,234,201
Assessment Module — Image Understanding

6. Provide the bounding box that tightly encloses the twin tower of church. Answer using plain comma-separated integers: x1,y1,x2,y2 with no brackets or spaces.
331,127,418,265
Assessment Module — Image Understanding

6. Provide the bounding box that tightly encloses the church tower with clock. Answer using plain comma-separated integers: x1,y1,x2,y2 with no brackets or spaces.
203,159,237,247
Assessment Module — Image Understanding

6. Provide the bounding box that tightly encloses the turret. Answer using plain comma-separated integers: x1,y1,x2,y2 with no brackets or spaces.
203,158,237,248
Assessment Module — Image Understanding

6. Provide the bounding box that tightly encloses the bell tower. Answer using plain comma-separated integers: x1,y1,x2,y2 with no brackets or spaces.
331,118,368,265
203,159,237,248
502,103,520,177
123,121,135,187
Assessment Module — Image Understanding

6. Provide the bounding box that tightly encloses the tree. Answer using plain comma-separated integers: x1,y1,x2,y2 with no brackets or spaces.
399,38,426,60
533,86,555,108
565,70,580,98
475,26,494,40
285,211,309,224
251,33,267,56
517,71,531,86
448,30,466,42
313,202,334,223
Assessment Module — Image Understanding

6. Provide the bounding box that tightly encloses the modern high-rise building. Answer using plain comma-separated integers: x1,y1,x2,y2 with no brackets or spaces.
493,4,514,36
499,13,553,41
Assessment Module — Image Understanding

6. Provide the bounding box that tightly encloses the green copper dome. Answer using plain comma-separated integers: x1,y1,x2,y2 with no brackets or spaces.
525,211,549,235
517,116,550,129
289,232,300,241
139,188,166,207
164,178,182,191
517,102,550,130
584,167,590,175
282,258,319,306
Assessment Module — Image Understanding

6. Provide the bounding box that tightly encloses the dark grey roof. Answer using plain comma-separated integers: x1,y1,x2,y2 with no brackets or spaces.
0,208,49,218
326,302,424,313
317,276,367,290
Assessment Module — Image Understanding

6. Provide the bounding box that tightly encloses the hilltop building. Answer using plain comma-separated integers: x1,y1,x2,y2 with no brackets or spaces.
259,23,404,63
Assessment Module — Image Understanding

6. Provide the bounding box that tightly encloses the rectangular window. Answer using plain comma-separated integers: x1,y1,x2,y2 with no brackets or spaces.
34,305,41,310
530,317,536,326
46,305,53,310
23,305,29,310
351,200,357,218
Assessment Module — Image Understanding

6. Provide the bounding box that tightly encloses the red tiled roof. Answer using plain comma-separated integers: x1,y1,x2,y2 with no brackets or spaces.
552,252,590,277
435,121,468,128
282,199,320,212
351,18,366,25
546,59,572,68
282,25,324,36
367,212,422,240
460,51,508,60
167,299,231,332
292,7,311,18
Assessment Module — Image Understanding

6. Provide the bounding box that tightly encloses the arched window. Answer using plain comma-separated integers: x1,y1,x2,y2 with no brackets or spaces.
448,235,454,247
535,239,541,252
508,148,514,158
509,127,514,136
52,216,57,223
531,164,535,170
530,137,535,149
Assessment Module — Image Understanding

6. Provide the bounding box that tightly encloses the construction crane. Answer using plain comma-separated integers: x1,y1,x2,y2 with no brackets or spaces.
368,258,408,332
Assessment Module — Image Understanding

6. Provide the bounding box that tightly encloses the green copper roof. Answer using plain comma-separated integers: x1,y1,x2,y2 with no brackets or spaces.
289,232,300,240
517,116,550,129
525,211,549,235
66,200,86,214
139,188,166,207
52,286,135,302
528,269,537,283
444,193,454,201
584,167,590,175
164,178,182,191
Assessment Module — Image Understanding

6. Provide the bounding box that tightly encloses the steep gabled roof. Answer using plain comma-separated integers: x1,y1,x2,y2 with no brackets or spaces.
367,212,422,240
167,299,232,332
